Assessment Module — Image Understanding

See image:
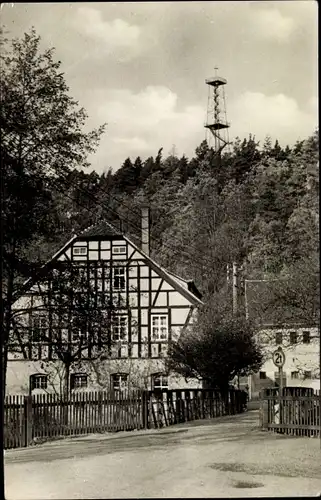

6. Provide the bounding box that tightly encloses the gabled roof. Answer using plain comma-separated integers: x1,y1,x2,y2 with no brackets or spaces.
79,221,122,238
120,237,203,306
15,220,203,307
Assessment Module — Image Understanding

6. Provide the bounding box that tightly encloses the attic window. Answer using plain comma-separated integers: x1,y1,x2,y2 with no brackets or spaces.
73,246,87,256
112,246,126,255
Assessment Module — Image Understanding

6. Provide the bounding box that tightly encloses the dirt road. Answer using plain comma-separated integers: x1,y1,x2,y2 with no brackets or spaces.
4,411,321,498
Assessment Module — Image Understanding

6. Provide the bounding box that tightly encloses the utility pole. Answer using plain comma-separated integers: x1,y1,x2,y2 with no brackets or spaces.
232,261,238,315
232,262,240,389
319,321,321,448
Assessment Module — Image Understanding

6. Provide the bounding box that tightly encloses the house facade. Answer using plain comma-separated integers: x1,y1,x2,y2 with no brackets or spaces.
246,325,320,399
7,216,203,395
242,280,320,399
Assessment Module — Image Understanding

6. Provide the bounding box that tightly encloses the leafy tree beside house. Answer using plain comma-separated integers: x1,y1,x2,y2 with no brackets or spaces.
166,292,263,397
11,260,116,398
1,28,105,398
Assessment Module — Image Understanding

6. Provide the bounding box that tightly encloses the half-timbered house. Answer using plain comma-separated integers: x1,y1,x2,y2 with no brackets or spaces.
7,210,203,395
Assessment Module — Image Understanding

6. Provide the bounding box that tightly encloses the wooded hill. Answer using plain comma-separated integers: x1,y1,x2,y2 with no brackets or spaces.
28,131,319,309
2,29,319,319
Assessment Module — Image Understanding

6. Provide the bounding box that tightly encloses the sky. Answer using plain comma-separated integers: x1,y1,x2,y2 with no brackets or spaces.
1,1,318,174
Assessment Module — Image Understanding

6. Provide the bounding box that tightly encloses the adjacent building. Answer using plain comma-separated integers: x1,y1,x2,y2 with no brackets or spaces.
243,279,320,399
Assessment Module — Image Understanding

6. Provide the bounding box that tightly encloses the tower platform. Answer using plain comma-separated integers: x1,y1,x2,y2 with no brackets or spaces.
205,122,230,131
205,76,227,87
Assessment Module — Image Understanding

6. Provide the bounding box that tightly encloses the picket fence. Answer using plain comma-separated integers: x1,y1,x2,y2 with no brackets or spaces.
4,388,247,449
260,388,320,437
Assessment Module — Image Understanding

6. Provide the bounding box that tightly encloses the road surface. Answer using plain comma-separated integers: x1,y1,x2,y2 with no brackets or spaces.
4,411,321,498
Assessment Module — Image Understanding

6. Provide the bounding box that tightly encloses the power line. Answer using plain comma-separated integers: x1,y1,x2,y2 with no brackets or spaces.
44,164,219,272
50,158,223,269
48,172,213,274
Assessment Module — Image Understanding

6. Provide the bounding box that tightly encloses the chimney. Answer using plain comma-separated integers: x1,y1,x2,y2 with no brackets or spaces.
141,207,150,255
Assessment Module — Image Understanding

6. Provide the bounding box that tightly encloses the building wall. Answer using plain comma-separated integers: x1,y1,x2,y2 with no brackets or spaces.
248,326,320,399
7,235,201,395
6,358,201,396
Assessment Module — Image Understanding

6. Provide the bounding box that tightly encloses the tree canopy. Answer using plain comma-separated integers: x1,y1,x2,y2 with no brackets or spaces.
166,296,263,392
1,28,105,397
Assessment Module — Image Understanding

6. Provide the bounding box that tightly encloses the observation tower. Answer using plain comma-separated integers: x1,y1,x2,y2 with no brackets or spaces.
204,67,230,155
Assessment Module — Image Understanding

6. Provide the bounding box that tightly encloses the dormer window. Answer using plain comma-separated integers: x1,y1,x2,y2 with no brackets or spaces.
112,246,126,255
73,246,87,256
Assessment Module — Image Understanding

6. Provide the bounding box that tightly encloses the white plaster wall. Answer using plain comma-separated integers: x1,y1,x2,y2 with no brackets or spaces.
6,357,202,395
249,326,320,399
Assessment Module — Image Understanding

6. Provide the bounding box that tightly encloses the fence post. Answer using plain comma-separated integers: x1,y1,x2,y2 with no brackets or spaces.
23,395,33,447
142,390,148,429
259,390,263,428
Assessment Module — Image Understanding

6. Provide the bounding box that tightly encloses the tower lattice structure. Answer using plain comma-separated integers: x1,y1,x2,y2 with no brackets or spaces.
204,68,230,155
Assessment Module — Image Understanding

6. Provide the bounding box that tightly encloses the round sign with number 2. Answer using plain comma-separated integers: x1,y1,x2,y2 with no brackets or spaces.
272,348,285,368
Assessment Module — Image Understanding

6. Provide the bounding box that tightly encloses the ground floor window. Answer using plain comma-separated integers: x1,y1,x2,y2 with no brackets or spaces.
30,374,48,390
151,373,168,391
70,373,88,389
111,373,128,391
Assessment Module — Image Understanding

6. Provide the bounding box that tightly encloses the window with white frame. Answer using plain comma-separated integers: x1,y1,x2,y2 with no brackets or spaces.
302,331,311,344
70,373,88,389
112,267,126,291
112,315,128,342
152,373,168,390
73,246,87,256
111,373,128,391
151,315,168,341
30,374,48,390
30,315,48,342
291,371,299,379
112,246,126,255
